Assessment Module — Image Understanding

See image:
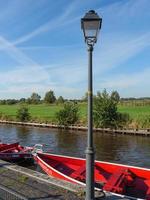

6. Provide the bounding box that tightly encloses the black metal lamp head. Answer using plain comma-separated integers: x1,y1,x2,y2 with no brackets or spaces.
81,10,102,46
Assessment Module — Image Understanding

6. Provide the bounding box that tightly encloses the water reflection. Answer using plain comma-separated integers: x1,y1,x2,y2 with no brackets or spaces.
16,126,32,143
0,124,149,168
54,129,86,158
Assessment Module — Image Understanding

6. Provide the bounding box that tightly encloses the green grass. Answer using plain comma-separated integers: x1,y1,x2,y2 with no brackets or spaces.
0,103,87,122
118,105,150,120
0,104,62,121
80,103,150,120
0,103,150,123
29,104,62,120
0,104,20,119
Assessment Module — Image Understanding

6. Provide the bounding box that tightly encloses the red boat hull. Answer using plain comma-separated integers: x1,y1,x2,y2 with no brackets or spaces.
0,142,33,161
34,152,150,200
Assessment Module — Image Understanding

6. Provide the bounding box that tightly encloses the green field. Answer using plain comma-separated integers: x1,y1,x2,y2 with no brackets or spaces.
0,103,149,123
0,103,87,122
118,105,150,120
0,104,62,121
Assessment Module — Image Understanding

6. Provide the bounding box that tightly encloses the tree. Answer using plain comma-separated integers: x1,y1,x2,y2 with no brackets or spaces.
93,89,129,128
4,99,18,105
16,106,31,122
44,90,56,104
0,100,6,105
30,92,41,104
57,96,64,104
26,98,32,104
56,102,79,127
111,91,120,103
19,98,26,103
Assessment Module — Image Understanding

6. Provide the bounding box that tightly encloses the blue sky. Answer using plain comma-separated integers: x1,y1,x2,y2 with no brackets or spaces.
0,0,150,99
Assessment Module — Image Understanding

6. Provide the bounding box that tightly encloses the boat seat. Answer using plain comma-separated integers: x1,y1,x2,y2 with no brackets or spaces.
48,159,60,167
54,162,74,175
103,168,129,194
95,164,110,183
71,165,85,181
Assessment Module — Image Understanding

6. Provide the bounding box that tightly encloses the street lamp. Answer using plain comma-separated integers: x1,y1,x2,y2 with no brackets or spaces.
81,10,102,200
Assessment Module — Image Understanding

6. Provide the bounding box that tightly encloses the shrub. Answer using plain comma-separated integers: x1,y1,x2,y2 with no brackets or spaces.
93,89,130,129
56,102,79,127
16,106,31,122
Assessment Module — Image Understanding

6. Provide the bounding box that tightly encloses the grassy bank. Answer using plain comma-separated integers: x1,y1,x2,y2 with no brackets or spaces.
0,103,149,128
0,104,87,122
118,104,150,128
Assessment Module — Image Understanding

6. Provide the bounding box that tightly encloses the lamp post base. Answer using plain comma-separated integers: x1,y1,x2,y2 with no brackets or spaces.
95,190,105,199
85,147,95,200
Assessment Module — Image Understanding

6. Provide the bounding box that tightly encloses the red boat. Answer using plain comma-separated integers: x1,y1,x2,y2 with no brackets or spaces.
34,151,150,200
0,140,9,148
0,142,33,161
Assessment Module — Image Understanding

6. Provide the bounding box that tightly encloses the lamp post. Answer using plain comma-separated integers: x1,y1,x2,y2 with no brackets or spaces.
81,10,102,200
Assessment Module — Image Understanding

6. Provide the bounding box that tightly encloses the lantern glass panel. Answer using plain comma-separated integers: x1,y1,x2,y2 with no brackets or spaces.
83,20,100,38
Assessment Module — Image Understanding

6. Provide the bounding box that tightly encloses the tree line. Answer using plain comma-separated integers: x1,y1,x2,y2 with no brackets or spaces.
0,90,65,105
1,89,150,105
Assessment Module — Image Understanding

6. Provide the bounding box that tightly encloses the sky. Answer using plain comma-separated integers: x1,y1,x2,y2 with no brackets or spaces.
0,0,150,99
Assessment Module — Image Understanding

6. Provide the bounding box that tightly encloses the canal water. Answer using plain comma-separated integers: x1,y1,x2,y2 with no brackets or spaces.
0,124,149,168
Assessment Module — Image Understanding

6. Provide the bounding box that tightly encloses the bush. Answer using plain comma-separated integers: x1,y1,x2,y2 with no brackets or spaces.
116,112,131,129
16,106,31,122
56,102,79,127
93,89,130,129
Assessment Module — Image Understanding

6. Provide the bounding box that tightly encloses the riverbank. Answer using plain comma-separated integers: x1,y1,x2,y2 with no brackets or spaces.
0,120,150,137
0,103,150,129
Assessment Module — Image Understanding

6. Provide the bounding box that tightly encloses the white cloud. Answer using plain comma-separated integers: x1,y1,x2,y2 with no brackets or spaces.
94,32,150,74
12,1,80,45
94,0,150,74
0,83,82,99
0,29,150,98
0,66,49,84
99,67,150,89
0,36,51,84
0,0,150,98
0,36,38,66
0,35,86,98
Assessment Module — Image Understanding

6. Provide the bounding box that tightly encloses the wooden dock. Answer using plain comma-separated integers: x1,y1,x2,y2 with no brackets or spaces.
0,159,84,200
0,120,150,137
0,159,135,199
